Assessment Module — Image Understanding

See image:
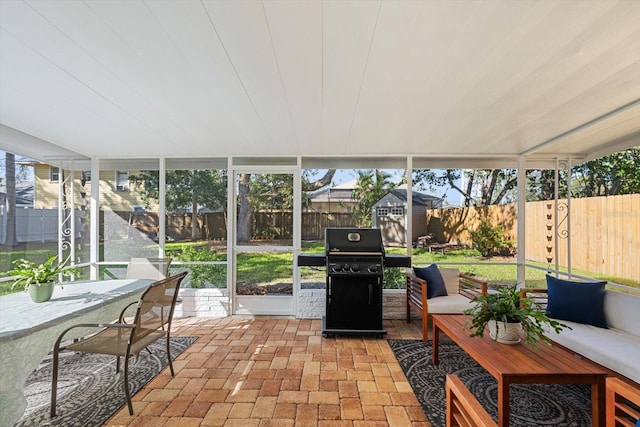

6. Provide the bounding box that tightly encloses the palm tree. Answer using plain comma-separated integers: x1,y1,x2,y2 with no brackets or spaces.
352,170,396,227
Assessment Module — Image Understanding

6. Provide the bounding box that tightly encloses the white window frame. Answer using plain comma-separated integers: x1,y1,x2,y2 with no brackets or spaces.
115,170,129,192
377,207,388,216
50,166,60,181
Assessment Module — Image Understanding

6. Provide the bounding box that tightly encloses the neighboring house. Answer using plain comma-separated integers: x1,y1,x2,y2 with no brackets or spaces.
373,187,443,246
29,163,150,212
307,179,358,213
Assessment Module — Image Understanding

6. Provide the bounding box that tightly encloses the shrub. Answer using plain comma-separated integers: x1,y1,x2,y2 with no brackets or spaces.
469,218,514,257
383,267,405,289
171,246,226,288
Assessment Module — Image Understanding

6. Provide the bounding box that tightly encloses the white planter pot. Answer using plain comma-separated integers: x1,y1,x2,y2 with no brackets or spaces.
488,320,522,345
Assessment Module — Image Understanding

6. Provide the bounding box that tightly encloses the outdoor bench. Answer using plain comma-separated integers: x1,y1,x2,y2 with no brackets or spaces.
406,266,487,342
521,287,640,387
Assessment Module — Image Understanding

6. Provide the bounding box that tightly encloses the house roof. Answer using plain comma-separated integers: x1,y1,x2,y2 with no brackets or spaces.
0,182,34,207
380,189,442,207
1,1,639,168
309,180,358,203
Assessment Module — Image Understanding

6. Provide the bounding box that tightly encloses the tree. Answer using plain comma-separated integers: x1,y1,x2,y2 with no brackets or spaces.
415,148,640,206
414,169,518,207
352,170,397,227
572,146,640,197
237,173,252,242
526,169,566,201
130,169,227,240
236,170,336,242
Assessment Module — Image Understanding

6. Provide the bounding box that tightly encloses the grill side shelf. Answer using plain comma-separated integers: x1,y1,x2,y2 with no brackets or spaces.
298,254,326,267
384,255,412,268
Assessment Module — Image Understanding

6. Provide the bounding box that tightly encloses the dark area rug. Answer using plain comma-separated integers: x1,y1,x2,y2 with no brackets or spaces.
389,339,592,427
15,336,198,427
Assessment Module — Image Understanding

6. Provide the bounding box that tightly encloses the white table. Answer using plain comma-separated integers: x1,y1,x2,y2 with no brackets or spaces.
0,278,154,427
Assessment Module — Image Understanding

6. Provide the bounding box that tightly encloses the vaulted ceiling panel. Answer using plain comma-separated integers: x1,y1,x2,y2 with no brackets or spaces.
202,0,297,154
0,0,639,164
263,1,322,153
320,1,381,154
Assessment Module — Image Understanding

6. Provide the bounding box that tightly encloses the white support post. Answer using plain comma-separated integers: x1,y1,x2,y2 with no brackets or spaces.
226,157,234,312
566,159,572,277
516,156,526,287
293,156,302,315
406,156,413,257
90,158,99,279
69,160,76,267
58,163,63,265
159,158,166,257
554,159,560,275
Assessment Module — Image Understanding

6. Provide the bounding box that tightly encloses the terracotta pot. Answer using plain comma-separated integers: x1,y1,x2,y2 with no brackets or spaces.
488,320,522,345
28,282,54,303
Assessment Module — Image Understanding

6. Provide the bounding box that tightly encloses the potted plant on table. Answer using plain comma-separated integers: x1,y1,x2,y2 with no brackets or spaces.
5,255,79,303
463,285,567,348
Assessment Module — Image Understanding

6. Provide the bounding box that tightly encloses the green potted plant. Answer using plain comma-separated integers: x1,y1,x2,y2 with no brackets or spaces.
463,285,567,348
5,255,79,303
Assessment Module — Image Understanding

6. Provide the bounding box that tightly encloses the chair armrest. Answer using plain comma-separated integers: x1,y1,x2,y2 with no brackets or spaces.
119,301,139,323
54,322,135,348
519,288,549,310
406,272,426,306
459,273,487,299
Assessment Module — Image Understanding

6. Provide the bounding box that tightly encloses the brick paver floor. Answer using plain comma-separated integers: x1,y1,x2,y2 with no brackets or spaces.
104,317,431,427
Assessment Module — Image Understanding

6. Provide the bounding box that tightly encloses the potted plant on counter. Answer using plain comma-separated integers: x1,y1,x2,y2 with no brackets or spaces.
5,255,79,303
463,284,567,348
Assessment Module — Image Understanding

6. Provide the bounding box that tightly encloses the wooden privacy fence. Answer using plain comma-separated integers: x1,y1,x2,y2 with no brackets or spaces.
425,194,640,282
123,211,356,241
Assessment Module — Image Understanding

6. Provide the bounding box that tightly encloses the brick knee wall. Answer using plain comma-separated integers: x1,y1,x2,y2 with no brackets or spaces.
176,288,407,320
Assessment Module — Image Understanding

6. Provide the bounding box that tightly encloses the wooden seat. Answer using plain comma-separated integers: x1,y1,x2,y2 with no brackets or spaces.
446,374,496,427
406,267,487,341
50,271,188,417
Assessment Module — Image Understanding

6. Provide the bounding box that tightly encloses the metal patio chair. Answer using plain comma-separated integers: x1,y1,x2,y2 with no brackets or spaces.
50,271,188,417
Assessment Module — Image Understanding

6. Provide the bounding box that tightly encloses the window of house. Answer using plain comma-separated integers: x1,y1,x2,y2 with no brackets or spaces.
391,207,404,216
50,166,60,181
377,208,388,216
115,170,129,191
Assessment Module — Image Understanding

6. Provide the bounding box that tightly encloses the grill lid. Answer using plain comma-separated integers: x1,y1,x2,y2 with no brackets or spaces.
325,228,384,256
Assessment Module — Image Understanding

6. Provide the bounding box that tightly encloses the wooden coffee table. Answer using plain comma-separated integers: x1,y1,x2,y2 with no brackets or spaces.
432,314,607,427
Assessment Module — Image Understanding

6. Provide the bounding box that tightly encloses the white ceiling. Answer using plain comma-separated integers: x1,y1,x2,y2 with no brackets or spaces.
1,0,639,168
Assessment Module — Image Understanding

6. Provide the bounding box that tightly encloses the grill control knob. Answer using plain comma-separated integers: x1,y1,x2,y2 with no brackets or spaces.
332,264,342,272
351,264,360,272
368,265,379,273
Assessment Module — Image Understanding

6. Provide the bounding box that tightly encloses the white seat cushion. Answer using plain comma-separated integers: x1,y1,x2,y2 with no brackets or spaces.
544,321,640,384
427,294,474,314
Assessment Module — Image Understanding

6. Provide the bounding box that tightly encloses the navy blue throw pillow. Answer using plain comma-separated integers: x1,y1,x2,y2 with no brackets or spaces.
546,275,608,328
414,264,448,299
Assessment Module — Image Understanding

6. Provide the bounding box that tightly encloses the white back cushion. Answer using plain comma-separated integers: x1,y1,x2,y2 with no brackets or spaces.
604,290,640,336
439,268,460,294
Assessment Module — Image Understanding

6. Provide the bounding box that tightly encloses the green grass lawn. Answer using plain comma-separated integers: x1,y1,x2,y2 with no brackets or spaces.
2,240,637,296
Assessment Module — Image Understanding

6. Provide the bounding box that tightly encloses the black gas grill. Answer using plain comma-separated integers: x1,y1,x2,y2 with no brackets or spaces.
299,228,410,338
